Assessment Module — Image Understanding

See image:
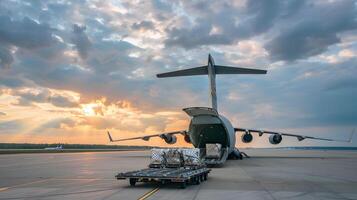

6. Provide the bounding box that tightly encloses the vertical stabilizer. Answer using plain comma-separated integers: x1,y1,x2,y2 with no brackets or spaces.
207,54,217,110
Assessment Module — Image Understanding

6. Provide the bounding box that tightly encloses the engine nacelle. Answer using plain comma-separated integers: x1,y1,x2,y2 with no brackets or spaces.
241,132,253,143
161,134,177,144
269,134,282,145
184,134,191,143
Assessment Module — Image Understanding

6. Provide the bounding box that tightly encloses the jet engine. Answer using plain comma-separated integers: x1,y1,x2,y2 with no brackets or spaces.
184,134,191,143
241,132,253,143
269,134,282,145
161,134,177,144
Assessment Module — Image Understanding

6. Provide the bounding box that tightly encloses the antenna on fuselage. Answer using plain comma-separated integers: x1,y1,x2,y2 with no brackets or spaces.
156,54,267,111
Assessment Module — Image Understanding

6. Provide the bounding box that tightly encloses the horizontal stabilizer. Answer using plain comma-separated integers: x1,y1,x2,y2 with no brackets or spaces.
157,65,266,78
157,66,207,78
215,65,267,74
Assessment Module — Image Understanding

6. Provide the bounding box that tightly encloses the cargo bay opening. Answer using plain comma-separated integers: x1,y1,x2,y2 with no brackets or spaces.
189,115,230,165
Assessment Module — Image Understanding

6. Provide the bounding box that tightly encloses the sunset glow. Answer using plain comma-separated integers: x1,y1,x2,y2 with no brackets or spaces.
0,0,356,147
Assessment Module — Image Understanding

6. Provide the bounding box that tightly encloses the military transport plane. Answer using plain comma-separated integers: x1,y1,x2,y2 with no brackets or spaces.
107,54,354,165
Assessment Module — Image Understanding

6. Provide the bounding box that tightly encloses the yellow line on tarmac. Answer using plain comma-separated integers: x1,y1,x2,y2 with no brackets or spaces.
0,187,9,192
138,187,160,200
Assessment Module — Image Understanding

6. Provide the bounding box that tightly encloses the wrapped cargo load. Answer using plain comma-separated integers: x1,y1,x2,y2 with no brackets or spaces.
150,148,202,168
181,148,201,166
164,149,182,167
205,143,222,159
150,148,165,166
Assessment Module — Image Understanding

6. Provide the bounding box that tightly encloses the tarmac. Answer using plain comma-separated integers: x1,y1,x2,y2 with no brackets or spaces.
0,149,356,200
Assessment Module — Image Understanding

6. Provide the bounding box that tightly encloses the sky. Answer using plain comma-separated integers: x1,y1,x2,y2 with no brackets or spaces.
0,0,356,147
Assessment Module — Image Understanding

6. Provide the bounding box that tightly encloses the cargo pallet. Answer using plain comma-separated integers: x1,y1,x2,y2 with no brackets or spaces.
116,166,211,189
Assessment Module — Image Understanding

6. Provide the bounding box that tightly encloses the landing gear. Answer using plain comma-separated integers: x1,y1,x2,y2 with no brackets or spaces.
240,152,250,158
129,178,137,186
237,153,243,160
228,148,249,160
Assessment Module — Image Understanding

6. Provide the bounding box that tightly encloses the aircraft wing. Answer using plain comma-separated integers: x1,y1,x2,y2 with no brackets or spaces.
234,128,355,142
107,130,187,142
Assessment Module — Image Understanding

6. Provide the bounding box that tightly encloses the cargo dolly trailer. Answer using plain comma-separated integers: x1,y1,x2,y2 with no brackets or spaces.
116,166,210,188
115,148,211,188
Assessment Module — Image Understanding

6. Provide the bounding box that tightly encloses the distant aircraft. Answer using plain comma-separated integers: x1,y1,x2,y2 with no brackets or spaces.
107,54,354,165
44,145,63,150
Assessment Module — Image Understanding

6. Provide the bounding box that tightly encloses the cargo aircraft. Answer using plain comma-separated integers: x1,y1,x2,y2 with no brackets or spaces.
44,145,63,150
107,54,354,165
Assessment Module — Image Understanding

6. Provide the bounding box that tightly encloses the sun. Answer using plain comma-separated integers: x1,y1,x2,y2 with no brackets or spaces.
81,104,96,116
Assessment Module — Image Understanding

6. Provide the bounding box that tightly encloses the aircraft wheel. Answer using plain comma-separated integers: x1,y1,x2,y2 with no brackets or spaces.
129,178,136,186
192,177,197,185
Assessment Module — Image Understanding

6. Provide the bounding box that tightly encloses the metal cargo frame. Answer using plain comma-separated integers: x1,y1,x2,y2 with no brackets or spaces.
115,166,211,189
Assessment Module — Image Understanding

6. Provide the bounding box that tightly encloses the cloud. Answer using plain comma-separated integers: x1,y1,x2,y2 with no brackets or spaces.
0,15,56,49
325,78,357,91
0,15,60,69
34,118,77,133
265,0,357,61
11,88,79,108
164,0,284,49
0,46,13,69
50,95,79,107
237,0,281,37
0,119,25,133
71,24,92,59
164,0,357,63
131,21,155,31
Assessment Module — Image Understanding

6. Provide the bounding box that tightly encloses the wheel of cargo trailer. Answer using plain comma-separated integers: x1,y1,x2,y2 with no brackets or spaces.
129,178,137,186
200,174,204,182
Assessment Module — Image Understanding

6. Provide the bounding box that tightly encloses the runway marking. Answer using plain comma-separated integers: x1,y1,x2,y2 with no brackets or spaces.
0,179,50,192
50,178,110,181
138,187,160,200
